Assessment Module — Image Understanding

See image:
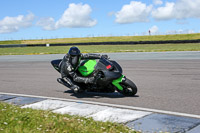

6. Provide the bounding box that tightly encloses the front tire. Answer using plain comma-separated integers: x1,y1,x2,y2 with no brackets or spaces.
117,78,137,96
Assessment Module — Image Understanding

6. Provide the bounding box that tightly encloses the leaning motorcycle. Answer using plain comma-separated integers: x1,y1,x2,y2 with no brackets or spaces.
51,56,137,96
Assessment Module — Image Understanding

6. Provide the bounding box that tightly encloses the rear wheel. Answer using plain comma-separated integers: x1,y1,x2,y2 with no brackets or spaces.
117,78,137,96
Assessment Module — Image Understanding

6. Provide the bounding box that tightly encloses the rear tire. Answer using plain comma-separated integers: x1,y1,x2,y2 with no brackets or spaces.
117,78,137,96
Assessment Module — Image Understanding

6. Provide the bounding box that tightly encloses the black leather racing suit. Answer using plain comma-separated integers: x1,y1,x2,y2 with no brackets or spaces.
59,53,101,89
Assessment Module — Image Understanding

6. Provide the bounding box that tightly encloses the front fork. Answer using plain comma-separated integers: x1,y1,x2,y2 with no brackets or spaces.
112,75,126,91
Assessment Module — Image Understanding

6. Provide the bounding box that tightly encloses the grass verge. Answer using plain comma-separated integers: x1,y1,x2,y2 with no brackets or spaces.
0,102,137,133
0,43,200,55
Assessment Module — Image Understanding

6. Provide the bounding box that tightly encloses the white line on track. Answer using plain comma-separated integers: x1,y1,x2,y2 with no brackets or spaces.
1,92,200,119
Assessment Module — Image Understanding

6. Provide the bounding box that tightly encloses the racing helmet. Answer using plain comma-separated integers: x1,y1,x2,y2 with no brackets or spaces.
68,47,81,68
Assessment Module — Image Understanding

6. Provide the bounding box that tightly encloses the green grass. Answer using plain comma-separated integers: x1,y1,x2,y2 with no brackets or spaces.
0,43,200,55
0,102,137,133
0,33,200,45
0,40,22,45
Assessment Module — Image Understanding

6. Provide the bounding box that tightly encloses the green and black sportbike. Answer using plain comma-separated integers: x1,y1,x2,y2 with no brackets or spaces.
51,56,137,96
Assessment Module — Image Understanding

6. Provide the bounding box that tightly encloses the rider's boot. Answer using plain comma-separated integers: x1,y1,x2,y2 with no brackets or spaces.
57,78,83,93
70,85,81,93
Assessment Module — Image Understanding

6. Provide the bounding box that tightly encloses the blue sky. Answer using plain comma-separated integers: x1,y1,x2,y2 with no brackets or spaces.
0,0,200,41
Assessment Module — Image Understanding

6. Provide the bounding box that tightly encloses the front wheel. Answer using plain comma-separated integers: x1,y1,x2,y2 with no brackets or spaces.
117,78,137,96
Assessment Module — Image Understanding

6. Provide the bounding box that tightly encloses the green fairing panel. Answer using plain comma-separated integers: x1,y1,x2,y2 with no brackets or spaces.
112,75,124,90
78,60,97,77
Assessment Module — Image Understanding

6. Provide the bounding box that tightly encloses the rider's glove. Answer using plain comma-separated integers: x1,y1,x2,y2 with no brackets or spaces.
101,54,108,59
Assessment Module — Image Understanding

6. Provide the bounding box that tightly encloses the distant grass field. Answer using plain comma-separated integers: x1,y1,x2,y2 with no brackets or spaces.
0,33,200,55
0,43,200,55
1,33,200,45
0,40,22,45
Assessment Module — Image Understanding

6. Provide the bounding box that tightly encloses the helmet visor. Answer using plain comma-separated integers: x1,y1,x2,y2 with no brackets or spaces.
71,55,80,68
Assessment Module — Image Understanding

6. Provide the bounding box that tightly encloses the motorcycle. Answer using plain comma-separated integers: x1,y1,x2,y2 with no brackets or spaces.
51,56,137,96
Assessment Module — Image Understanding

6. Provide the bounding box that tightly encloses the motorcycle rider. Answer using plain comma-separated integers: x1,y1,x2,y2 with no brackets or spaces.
57,46,108,93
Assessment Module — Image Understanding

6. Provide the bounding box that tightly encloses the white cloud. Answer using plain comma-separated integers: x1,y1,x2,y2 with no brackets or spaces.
166,29,194,34
149,25,159,34
152,2,175,20
37,3,97,30
37,17,56,30
175,0,200,19
56,3,97,28
152,0,200,20
0,13,35,34
153,0,163,5
115,1,152,24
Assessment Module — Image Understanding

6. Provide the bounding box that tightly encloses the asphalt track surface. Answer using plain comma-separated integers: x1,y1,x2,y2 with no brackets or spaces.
0,51,200,116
